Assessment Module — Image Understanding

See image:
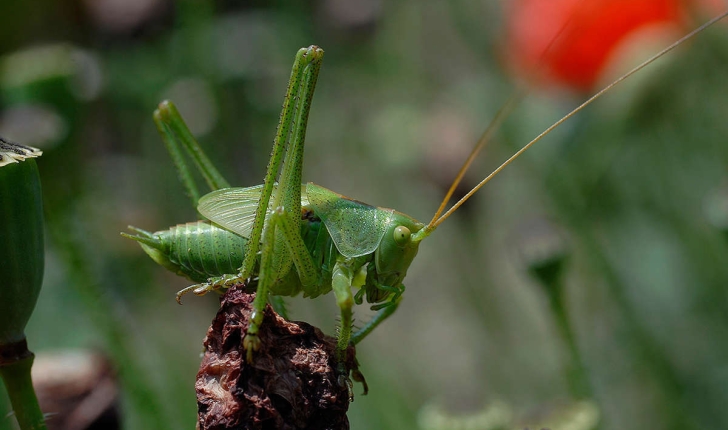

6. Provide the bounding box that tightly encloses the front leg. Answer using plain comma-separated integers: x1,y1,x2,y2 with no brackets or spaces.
351,293,402,345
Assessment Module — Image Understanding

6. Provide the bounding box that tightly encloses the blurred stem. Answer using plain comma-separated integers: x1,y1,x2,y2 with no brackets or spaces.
544,111,702,430
541,277,593,400
549,179,699,430
579,225,696,429
0,340,46,430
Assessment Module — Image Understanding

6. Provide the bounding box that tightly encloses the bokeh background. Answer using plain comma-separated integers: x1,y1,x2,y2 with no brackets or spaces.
1,0,727,429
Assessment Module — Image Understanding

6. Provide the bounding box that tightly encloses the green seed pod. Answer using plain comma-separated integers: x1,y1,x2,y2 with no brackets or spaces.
515,217,569,290
0,137,44,347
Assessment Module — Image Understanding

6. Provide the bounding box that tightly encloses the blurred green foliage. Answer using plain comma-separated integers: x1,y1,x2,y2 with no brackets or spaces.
0,1,727,429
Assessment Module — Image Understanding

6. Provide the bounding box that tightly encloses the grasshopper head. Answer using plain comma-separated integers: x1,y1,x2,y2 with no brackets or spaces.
372,211,425,291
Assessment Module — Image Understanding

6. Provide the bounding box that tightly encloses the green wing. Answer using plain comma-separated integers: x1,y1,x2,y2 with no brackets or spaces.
306,183,393,258
197,184,308,239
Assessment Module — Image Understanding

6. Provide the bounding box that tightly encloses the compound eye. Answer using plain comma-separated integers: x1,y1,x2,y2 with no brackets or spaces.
393,225,411,246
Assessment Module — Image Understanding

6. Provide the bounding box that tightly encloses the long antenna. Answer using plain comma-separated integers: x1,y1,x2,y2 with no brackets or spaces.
427,92,523,225
427,10,728,232
428,1,587,226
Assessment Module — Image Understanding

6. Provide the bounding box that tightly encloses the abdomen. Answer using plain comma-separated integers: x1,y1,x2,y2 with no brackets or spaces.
154,220,248,282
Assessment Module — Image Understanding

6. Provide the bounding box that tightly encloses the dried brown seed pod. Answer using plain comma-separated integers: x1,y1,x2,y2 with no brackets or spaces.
196,288,365,430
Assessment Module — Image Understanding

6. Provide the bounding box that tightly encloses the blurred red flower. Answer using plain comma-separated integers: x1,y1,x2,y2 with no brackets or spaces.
504,0,692,90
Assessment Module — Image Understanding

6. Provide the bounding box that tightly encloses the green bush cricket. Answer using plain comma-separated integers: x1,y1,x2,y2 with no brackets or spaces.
123,12,728,389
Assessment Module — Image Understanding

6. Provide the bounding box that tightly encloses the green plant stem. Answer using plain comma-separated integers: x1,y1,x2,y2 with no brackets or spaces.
0,340,46,430
550,184,699,430
544,281,592,400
